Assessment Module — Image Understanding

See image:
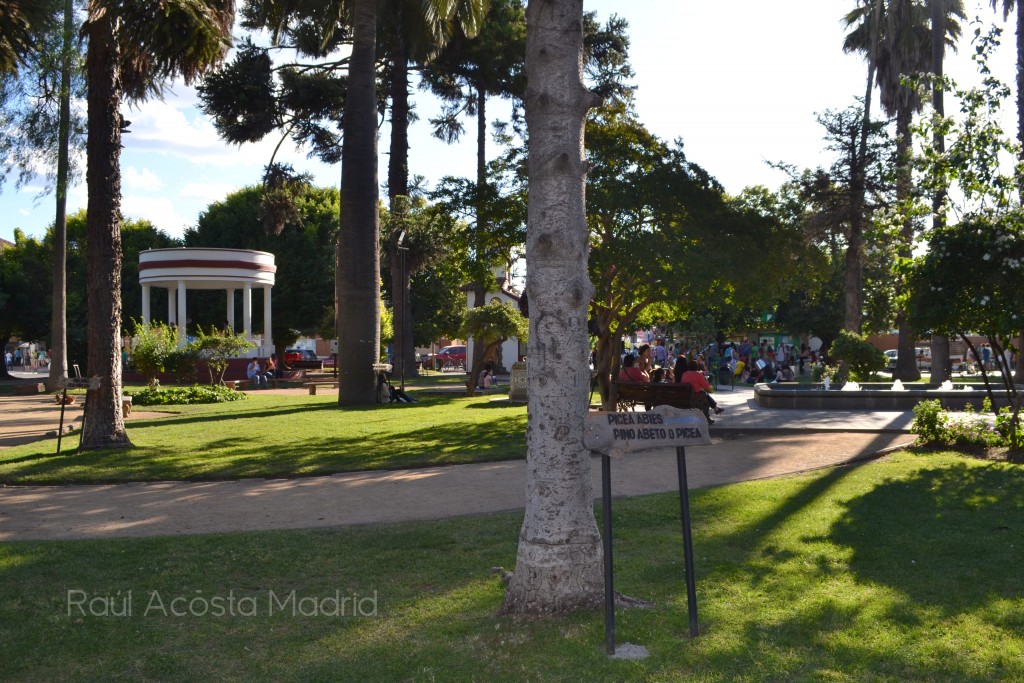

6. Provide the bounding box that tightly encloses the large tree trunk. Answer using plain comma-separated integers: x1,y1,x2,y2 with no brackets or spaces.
80,8,130,450
502,0,604,615
46,0,74,392
387,40,418,381
927,1,950,386
336,0,381,406
892,104,921,381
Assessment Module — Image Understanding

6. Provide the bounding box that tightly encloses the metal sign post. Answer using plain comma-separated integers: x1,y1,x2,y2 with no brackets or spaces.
583,406,712,655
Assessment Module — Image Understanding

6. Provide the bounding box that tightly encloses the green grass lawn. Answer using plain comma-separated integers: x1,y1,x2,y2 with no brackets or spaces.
0,393,527,485
1,450,1022,681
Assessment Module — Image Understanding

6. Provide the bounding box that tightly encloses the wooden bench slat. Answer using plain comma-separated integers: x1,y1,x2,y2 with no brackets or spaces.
304,381,339,396
613,380,708,412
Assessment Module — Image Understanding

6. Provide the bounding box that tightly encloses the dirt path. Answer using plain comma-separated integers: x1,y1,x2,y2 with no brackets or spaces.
0,431,911,541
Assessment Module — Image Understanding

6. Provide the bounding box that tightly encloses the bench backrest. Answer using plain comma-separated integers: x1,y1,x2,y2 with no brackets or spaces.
614,380,698,409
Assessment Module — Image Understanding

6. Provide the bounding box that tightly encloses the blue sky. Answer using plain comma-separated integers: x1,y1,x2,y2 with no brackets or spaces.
0,0,1014,244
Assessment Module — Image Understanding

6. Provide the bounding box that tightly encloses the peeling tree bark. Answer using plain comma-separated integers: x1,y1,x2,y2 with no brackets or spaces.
501,0,603,615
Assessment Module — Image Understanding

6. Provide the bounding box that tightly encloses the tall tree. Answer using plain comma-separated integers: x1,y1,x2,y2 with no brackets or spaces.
0,0,86,390
79,0,235,450
842,0,884,336
47,0,77,391
501,0,604,615
991,1,1024,198
421,0,527,376
0,231,51,381
844,0,964,382
0,0,54,73
382,0,488,381
989,0,1024,381
928,0,952,382
335,0,381,406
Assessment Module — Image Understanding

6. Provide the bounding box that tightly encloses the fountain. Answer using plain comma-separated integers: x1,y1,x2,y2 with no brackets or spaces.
755,379,1010,410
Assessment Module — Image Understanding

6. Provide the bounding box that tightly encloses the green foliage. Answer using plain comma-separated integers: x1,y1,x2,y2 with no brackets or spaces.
829,330,887,380
185,184,339,347
911,399,946,444
0,230,51,354
0,0,86,193
131,383,246,406
911,399,1003,449
191,326,256,385
462,301,528,348
129,320,180,388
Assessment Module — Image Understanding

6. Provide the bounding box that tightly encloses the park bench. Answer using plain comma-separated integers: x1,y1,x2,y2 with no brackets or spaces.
230,378,285,391
305,381,339,395
613,380,709,414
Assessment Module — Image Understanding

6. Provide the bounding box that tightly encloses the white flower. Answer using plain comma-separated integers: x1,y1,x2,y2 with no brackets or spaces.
983,253,992,261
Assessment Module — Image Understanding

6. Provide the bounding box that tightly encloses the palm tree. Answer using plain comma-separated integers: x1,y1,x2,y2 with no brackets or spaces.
0,0,55,73
844,0,964,382
842,0,884,337
383,0,488,381
335,0,381,406
79,0,235,450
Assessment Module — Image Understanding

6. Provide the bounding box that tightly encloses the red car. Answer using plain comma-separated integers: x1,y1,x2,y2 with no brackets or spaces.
284,348,324,370
430,345,466,370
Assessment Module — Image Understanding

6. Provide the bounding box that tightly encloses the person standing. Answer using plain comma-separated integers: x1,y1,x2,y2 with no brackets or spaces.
652,339,668,367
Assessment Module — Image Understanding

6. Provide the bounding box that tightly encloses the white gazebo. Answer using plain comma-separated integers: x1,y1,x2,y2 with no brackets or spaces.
138,248,276,356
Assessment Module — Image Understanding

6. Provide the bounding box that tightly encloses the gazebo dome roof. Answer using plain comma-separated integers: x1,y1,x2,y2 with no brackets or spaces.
139,247,275,289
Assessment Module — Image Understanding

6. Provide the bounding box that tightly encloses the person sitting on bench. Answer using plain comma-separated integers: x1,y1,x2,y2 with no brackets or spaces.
678,359,723,423
246,359,268,389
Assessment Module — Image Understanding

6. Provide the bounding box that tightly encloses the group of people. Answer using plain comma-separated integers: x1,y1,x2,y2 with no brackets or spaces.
4,348,48,371
245,354,279,389
618,343,726,424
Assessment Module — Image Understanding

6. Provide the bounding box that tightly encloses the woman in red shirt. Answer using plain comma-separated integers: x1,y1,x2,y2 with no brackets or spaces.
618,353,649,383
678,359,724,423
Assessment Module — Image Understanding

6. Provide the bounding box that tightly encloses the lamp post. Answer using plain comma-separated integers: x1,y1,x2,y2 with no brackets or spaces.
396,230,408,392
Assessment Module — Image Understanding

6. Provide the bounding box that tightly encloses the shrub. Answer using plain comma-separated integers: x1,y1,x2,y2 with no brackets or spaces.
911,398,1001,448
131,384,247,406
192,326,256,385
829,330,887,381
129,320,179,388
911,399,946,444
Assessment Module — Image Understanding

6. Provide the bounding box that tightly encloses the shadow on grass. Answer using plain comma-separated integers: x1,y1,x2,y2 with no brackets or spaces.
0,410,528,484
828,460,1024,610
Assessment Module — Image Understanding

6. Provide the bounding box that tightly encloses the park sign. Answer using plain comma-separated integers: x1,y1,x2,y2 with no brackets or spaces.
585,404,712,654
60,376,101,390
583,406,711,457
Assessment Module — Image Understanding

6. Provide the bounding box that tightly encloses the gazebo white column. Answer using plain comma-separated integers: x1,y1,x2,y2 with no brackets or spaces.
242,283,252,341
262,285,273,353
226,288,235,331
141,285,151,323
176,280,187,347
138,248,276,359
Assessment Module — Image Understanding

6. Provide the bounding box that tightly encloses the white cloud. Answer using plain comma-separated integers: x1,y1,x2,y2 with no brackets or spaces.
180,181,241,202
123,167,164,191
121,195,192,239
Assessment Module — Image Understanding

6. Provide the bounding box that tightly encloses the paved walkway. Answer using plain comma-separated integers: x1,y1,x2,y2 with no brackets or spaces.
0,382,916,542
